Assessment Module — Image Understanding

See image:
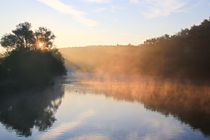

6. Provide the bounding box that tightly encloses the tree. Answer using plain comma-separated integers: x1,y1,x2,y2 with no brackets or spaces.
0,22,55,51
34,27,55,49
0,22,66,91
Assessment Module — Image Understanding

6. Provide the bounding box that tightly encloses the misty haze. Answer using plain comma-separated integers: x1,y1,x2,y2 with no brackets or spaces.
0,0,210,140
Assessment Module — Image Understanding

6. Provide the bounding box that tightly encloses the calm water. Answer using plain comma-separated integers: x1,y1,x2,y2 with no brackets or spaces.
0,74,210,140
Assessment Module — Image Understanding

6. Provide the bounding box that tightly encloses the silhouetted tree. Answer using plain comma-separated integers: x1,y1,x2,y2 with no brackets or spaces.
1,22,35,50
34,27,55,49
0,22,66,91
0,22,55,51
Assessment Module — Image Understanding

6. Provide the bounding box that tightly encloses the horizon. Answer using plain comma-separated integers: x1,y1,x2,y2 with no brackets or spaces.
0,0,210,50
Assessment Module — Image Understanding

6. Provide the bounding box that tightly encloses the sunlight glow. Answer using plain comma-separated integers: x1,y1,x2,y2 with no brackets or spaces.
39,43,43,47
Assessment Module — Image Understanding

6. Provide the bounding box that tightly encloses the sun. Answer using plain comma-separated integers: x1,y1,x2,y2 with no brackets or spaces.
39,43,43,47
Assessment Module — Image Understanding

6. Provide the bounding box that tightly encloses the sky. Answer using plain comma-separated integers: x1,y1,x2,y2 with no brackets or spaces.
0,0,210,49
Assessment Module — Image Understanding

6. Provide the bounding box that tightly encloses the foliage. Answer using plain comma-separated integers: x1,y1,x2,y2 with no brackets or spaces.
34,27,55,49
0,22,55,51
0,22,66,91
140,18,210,80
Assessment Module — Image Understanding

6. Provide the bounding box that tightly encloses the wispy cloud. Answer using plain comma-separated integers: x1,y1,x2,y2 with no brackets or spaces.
37,109,96,140
130,0,139,4
93,7,107,13
83,0,110,3
37,0,97,26
68,134,109,140
132,0,189,18
93,5,122,13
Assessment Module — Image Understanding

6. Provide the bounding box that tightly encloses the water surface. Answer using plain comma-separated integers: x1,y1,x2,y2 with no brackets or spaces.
0,74,209,140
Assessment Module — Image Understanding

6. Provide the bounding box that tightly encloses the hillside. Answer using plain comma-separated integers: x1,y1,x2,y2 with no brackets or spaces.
60,18,210,82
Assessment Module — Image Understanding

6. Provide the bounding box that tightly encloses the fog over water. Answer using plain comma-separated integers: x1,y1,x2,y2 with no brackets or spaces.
0,72,209,140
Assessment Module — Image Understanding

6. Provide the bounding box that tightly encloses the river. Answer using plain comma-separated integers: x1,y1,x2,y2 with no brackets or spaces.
0,73,209,140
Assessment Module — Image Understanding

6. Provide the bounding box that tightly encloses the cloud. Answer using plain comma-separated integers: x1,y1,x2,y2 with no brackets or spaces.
93,7,107,13
125,118,185,140
92,5,122,13
130,0,139,4
37,109,96,140
135,0,189,18
84,0,110,3
68,134,109,140
140,119,185,140
37,0,97,26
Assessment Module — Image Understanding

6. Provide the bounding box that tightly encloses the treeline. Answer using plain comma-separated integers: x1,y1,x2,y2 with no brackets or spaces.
140,18,210,80
0,22,66,92
60,18,210,82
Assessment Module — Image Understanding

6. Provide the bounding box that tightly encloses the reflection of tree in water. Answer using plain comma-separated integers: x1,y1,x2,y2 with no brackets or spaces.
80,80,210,137
0,82,64,137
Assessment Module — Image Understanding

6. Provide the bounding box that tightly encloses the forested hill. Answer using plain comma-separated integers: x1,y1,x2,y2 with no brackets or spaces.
60,18,210,82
